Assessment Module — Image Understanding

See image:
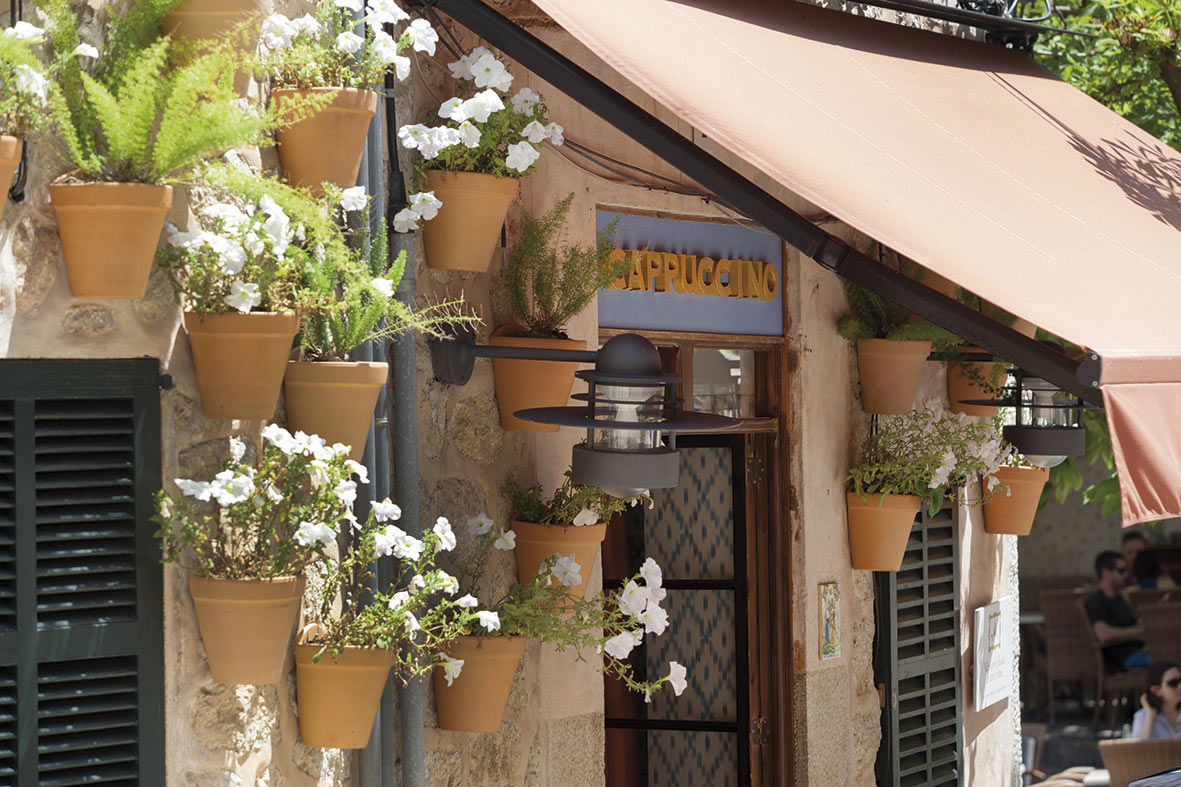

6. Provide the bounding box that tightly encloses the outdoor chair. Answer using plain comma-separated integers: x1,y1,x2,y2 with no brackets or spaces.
1077,599,1148,731
1042,589,1094,725
1099,738,1181,787
1022,722,1047,785
1139,602,1181,665
1127,589,1169,613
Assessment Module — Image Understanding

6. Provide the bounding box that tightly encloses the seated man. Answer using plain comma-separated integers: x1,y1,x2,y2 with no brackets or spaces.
1085,551,1148,673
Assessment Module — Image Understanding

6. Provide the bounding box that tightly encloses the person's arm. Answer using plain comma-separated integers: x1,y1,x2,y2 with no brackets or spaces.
1092,620,1145,644
1134,704,1155,739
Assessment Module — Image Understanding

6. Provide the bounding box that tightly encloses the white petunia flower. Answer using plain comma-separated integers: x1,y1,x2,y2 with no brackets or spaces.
545,122,564,146
392,207,419,233
404,18,438,55
374,524,407,557
391,54,410,81
4,21,45,42
261,424,296,453
290,13,320,36
217,240,247,275
334,479,358,508
521,120,549,144
228,436,246,463
466,512,494,535
388,590,410,610
295,521,336,547
436,570,459,595
603,630,642,660
224,281,261,313
456,120,481,149
210,469,255,506
469,51,512,91
73,43,98,58
433,517,457,552
572,508,598,527
14,65,47,106
475,610,501,632
372,497,402,522
438,97,466,122
371,277,394,298
365,0,408,26
260,13,296,49
264,483,284,503
505,141,540,173
552,555,582,587
510,87,539,114
618,580,650,618
340,186,367,212
666,661,688,696
459,89,504,123
336,31,364,55
398,123,431,150
447,46,490,80
493,528,516,551
438,654,464,686
409,191,442,220
638,603,668,635
334,0,362,11
344,459,369,483
639,557,663,590
456,594,478,608
410,573,426,591
176,478,212,500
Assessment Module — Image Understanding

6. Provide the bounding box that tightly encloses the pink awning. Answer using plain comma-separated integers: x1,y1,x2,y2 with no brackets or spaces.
531,0,1181,525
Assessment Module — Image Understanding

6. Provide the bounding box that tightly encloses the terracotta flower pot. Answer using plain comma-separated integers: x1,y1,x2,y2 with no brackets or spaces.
183,311,299,420
854,339,932,415
162,0,266,46
434,636,526,732
49,182,173,299
983,466,1049,536
0,136,20,223
846,492,921,571
490,327,586,431
295,636,394,749
189,574,305,684
283,360,388,461
947,346,1005,418
511,519,607,600
422,170,520,272
275,88,377,195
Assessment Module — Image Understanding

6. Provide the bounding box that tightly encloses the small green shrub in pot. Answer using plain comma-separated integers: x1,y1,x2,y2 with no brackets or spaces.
0,22,55,220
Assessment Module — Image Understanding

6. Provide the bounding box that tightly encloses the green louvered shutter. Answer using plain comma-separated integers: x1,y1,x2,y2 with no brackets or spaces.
0,359,163,786
875,506,963,787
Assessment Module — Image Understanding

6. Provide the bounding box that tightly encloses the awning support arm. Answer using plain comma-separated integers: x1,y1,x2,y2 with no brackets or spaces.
409,0,1102,406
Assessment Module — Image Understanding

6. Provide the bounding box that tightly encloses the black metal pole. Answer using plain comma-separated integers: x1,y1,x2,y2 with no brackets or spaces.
409,0,1101,407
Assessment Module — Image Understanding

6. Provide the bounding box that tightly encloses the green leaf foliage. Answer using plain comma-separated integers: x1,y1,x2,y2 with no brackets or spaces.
836,278,959,350
0,32,53,137
504,194,625,338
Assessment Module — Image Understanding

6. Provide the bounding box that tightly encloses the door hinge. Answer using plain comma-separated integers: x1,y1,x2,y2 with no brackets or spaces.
746,454,767,485
750,717,771,745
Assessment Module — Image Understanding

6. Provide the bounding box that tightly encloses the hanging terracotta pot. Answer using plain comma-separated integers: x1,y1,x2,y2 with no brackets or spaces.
295,627,394,749
283,360,387,461
49,182,173,299
855,339,931,415
947,345,1006,418
184,311,298,420
434,636,526,732
983,466,1049,536
511,519,607,600
162,0,266,47
189,574,305,684
422,170,519,272
274,88,377,195
490,326,586,431
0,136,20,223
846,492,921,571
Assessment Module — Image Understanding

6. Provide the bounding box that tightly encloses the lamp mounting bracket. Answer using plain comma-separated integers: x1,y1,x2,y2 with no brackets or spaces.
429,324,599,386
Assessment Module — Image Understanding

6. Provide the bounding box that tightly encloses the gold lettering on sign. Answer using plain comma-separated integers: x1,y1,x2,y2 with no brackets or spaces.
604,248,778,301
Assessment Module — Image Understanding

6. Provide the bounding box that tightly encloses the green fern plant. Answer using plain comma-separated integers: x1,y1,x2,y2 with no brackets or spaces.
43,0,273,183
836,278,958,350
504,193,625,339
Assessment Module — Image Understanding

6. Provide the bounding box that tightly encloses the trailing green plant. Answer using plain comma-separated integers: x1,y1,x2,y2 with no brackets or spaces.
42,0,274,183
836,278,958,350
847,403,1013,514
1,23,53,137
506,470,650,528
257,0,429,91
155,425,365,579
503,194,626,339
437,515,687,701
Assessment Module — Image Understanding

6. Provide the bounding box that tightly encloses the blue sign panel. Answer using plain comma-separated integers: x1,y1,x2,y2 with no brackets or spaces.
596,211,784,336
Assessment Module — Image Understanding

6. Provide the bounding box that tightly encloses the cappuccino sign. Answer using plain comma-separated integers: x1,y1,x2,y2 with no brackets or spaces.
596,211,784,336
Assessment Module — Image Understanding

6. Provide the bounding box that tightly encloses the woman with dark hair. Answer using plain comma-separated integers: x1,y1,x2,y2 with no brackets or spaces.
1134,661,1181,739
1133,549,1177,590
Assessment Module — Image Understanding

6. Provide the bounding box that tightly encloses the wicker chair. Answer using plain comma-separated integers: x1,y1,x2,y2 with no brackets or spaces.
1140,602,1181,665
1042,589,1094,725
1077,598,1148,730
1099,738,1181,787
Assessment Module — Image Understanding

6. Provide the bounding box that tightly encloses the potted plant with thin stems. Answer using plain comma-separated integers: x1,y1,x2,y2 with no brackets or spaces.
296,504,477,748
42,0,279,298
982,453,1049,536
846,404,1011,570
506,472,649,599
258,0,430,194
155,425,364,684
945,288,1019,417
431,516,686,731
492,193,624,429
837,278,957,414
397,45,564,272
0,21,52,221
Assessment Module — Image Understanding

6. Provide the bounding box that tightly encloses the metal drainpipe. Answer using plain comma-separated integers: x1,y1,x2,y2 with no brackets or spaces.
382,69,426,787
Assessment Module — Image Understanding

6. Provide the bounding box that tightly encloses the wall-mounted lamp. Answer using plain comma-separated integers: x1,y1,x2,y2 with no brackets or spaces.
431,329,739,495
